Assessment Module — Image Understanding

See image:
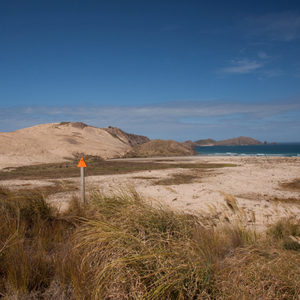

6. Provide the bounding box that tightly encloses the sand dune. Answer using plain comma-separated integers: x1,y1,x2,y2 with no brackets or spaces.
0,122,131,169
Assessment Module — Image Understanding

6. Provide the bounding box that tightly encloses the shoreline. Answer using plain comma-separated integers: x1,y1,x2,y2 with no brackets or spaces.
194,143,300,157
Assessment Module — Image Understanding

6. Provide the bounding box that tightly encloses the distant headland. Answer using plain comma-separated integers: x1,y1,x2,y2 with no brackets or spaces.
194,136,277,146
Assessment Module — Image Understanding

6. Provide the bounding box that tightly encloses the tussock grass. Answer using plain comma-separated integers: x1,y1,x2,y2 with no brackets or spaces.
0,188,79,298
0,186,300,299
212,247,300,298
73,188,238,299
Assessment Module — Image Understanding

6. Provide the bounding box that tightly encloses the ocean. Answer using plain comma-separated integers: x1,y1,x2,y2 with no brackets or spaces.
195,143,300,157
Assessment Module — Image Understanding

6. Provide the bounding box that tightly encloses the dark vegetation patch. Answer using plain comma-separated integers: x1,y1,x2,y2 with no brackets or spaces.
72,152,104,161
58,122,89,129
235,193,300,204
71,122,88,129
269,197,300,204
123,139,198,157
0,160,235,181
132,176,159,180
280,178,300,191
194,138,217,146
153,172,202,185
235,193,264,201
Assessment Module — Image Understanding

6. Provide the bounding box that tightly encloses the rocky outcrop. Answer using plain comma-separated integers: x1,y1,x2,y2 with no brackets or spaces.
264,141,277,145
123,139,197,158
102,126,150,147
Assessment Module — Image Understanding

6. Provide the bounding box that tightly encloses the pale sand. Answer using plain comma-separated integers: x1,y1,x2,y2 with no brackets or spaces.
0,123,131,169
1,156,300,228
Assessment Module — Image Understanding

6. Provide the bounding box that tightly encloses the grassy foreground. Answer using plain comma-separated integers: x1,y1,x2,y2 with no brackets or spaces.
1,186,300,299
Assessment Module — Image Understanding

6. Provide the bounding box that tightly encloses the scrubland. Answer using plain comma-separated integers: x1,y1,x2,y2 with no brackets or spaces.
1,184,300,299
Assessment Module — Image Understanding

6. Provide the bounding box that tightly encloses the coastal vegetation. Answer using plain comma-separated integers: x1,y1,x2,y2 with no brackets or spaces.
0,185,300,299
123,139,197,158
0,159,235,181
194,139,217,146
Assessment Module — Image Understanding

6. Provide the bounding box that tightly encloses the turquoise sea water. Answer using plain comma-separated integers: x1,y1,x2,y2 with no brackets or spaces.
195,143,300,157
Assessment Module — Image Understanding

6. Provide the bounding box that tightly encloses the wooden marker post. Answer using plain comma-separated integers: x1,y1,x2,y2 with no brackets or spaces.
77,157,87,205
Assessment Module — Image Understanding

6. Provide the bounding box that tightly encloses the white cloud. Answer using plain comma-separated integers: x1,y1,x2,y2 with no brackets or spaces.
218,51,283,78
219,58,263,74
257,51,271,59
1,98,300,142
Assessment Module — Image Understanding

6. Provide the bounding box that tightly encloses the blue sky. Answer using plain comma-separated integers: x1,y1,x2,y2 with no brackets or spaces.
1,0,300,142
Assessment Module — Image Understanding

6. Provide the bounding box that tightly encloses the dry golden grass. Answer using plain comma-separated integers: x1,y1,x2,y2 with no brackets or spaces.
0,186,300,299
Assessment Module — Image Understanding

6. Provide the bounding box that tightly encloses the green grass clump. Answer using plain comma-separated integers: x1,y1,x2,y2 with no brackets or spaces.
1,186,300,299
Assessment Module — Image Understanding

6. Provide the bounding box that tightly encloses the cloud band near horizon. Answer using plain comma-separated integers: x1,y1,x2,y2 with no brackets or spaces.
1,98,300,143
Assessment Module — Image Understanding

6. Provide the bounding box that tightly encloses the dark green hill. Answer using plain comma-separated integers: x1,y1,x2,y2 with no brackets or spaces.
194,139,217,146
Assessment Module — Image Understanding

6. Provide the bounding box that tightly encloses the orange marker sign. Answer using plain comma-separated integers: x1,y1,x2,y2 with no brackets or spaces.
77,157,87,168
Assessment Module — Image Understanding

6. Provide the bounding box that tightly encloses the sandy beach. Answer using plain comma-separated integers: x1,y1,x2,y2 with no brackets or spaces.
1,156,300,229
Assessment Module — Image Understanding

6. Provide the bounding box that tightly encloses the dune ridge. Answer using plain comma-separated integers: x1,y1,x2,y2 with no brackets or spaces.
0,122,133,169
